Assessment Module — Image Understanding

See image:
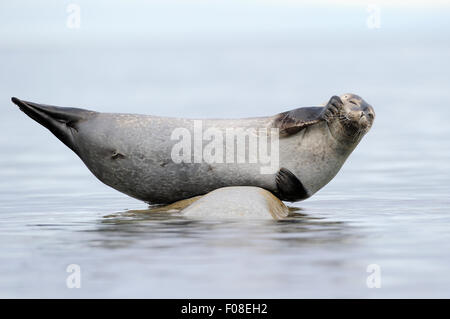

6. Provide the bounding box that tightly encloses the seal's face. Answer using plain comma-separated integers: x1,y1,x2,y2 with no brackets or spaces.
339,93,375,133
324,93,375,142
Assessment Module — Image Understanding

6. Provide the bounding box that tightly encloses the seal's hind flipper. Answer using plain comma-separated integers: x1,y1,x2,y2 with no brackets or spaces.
275,167,309,201
274,106,323,136
11,97,95,127
11,97,96,154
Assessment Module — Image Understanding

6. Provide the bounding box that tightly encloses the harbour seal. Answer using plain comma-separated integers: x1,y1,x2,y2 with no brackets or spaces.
11,93,374,204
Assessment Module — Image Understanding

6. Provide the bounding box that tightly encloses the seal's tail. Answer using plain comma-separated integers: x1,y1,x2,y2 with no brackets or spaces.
11,97,96,154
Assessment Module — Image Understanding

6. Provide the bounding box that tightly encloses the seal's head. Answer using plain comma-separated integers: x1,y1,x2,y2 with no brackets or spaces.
324,93,375,143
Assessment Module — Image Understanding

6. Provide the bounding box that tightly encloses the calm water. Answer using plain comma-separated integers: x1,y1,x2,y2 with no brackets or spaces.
1,3,450,298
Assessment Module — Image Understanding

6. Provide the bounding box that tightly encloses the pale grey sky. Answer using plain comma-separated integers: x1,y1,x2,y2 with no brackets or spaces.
1,0,449,47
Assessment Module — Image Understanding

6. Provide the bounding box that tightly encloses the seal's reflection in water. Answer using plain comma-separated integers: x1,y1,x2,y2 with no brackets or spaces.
93,205,352,251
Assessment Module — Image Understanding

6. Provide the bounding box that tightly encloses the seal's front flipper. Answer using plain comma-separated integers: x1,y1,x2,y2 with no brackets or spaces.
321,95,344,121
11,97,96,154
275,167,309,201
274,106,323,136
